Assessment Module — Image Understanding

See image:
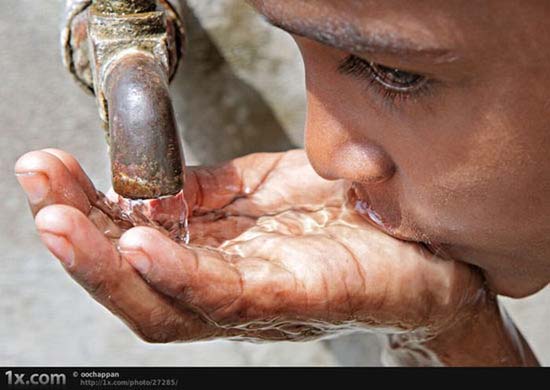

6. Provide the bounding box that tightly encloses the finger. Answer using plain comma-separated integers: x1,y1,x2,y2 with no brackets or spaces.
15,151,91,217
184,151,287,213
35,205,212,342
41,148,98,202
119,227,298,324
185,150,342,216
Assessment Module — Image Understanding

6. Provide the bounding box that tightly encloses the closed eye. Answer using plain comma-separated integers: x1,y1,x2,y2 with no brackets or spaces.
338,55,432,105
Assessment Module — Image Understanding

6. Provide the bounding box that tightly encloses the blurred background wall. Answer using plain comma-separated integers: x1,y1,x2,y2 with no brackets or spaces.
0,0,548,365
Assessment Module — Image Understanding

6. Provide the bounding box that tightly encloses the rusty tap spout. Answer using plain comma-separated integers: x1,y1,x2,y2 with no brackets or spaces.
104,52,184,199
62,0,186,199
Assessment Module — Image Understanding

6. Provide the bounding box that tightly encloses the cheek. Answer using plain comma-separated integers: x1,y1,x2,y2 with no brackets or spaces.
297,37,495,244
296,34,550,279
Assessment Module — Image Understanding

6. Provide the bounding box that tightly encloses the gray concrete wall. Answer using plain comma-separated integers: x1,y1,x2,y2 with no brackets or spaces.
0,0,548,366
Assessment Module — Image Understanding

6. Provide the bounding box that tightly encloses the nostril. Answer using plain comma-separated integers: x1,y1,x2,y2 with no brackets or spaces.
310,141,396,184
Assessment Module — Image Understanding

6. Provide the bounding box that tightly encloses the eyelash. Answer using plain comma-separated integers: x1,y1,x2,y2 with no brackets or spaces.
337,55,432,105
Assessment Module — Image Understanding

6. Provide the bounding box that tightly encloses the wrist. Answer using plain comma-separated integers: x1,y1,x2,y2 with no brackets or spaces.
383,294,539,367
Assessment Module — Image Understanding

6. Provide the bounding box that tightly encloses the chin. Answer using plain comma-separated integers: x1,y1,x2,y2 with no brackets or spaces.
484,270,548,298
441,243,549,298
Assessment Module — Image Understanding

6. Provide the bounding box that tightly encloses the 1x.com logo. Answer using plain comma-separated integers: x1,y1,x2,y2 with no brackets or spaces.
4,370,67,386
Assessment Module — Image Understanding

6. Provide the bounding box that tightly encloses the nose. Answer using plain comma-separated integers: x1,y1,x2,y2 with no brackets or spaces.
330,142,396,183
308,139,396,184
305,98,396,184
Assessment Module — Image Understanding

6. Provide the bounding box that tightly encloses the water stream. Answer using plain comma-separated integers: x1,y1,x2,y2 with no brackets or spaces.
89,190,190,245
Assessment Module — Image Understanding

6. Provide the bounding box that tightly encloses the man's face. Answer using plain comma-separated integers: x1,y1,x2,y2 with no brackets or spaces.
249,0,550,297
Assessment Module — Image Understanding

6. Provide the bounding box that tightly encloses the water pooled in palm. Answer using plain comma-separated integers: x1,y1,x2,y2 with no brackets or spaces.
89,189,190,244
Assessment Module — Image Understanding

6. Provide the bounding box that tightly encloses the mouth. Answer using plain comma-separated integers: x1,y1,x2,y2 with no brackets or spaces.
347,184,425,245
347,184,451,259
354,198,417,242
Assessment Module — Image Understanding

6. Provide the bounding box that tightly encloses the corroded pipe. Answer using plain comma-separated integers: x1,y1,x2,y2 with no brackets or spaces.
93,0,157,14
104,52,184,199
62,0,185,200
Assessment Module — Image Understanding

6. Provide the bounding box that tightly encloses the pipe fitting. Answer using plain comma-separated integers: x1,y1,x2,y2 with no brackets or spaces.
105,52,184,199
61,0,186,199
93,0,157,14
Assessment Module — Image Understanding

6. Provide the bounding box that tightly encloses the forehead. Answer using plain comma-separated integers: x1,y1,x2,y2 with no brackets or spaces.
251,0,486,64
248,0,543,46
248,0,471,27
247,0,548,64
250,0,460,53
248,0,515,20
249,1,482,53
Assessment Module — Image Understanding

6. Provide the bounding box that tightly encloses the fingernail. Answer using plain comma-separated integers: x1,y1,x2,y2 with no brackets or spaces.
120,250,151,274
39,232,75,267
16,172,49,204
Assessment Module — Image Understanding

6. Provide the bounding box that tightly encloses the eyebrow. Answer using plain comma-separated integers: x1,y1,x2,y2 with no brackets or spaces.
262,13,457,62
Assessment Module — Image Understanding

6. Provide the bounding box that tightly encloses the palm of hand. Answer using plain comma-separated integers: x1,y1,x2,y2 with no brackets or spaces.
17,149,484,343
155,151,481,340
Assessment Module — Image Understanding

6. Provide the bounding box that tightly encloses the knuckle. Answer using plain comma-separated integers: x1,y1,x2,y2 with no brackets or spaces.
175,285,195,305
86,278,111,300
83,265,122,302
135,310,181,344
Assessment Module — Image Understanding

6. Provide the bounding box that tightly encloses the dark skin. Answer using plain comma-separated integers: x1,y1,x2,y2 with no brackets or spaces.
14,0,550,365
253,0,550,298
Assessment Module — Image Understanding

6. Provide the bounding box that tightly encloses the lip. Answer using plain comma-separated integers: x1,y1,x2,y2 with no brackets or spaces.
353,198,417,242
348,184,423,244
348,184,450,259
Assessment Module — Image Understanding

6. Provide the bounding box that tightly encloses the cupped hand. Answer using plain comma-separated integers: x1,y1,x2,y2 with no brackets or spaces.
15,149,486,343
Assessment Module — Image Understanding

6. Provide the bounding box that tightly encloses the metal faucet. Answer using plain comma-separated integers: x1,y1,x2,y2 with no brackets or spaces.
62,0,186,199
